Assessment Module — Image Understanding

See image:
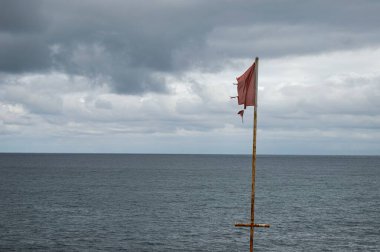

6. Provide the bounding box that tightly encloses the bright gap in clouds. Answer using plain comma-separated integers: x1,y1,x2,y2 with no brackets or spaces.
1,47,380,154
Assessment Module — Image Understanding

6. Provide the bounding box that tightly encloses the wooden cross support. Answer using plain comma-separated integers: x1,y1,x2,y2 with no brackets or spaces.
235,222,270,251
235,223,270,228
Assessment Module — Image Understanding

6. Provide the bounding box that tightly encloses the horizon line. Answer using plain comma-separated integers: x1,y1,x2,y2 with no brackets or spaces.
0,152,379,157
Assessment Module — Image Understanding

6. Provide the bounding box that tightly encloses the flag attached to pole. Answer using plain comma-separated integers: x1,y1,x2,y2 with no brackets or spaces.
237,62,256,108
233,62,257,120
234,58,270,252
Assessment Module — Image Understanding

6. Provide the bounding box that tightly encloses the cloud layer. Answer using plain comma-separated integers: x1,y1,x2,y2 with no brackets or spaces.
1,0,380,154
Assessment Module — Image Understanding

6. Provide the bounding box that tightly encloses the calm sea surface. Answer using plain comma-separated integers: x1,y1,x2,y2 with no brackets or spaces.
0,154,379,251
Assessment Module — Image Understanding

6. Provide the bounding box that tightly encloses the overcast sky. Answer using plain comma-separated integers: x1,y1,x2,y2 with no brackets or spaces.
1,0,379,155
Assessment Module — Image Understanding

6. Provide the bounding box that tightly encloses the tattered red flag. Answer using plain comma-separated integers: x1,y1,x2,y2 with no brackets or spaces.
237,62,256,109
232,62,256,121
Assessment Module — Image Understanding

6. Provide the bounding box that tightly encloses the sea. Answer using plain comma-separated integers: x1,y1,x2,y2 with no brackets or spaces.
0,154,379,251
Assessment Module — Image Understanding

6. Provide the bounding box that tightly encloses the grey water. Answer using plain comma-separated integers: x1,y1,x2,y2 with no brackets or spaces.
0,154,379,251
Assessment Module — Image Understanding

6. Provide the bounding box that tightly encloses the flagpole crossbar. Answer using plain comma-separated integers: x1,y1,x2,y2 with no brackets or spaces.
235,223,270,228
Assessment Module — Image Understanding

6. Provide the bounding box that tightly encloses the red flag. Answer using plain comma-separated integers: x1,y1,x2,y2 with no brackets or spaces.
237,63,256,108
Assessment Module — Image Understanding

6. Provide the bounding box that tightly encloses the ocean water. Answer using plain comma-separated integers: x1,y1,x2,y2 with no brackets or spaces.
0,154,379,251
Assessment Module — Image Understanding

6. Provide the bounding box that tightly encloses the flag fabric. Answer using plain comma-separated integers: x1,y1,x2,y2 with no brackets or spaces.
237,62,256,108
232,62,256,121
237,110,244,122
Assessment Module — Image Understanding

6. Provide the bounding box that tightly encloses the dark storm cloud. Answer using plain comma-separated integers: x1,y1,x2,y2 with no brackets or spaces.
0,0,45,33
0,0,50,72
1,0,380,93
0,33,51,72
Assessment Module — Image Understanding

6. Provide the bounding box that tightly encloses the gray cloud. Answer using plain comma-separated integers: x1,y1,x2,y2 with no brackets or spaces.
0,33,51,73
0,0,45,33
1,0,380,94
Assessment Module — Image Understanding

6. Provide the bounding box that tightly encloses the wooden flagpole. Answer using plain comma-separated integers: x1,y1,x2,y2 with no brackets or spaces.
250,57,259,252
235,57,269,252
